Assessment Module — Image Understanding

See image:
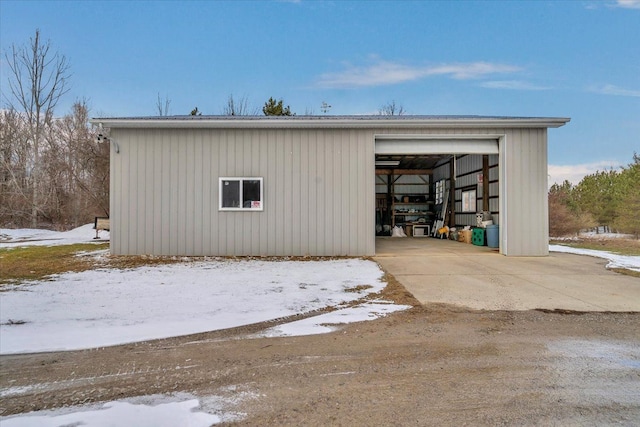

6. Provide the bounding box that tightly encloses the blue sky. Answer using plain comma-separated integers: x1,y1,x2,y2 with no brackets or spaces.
1,0,638,184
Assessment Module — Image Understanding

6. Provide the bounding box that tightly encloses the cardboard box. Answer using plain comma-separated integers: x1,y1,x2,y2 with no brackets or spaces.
459,230,472,244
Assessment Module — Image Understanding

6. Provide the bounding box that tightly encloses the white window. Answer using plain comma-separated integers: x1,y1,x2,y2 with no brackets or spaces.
219,177,263,211
435,180,445,205
461,188,477,213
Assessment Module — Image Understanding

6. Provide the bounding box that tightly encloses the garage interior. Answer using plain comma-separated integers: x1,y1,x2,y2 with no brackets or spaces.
375,149,500,248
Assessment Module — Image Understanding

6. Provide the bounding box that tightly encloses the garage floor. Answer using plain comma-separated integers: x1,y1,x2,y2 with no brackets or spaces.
374,237,640,312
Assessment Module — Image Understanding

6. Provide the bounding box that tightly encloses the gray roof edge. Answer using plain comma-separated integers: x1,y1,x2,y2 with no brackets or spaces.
90,115,571,129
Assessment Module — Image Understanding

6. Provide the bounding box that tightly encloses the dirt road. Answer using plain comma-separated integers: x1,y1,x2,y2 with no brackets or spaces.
2,287,639,426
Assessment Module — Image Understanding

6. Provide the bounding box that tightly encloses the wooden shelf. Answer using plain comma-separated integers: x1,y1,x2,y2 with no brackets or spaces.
376,171,435,230
394,202,434,205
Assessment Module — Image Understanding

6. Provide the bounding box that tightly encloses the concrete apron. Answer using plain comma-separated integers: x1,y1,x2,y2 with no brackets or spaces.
373,237,640,312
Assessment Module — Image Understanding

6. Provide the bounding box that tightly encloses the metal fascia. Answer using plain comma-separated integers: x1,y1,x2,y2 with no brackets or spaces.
90,117,571,130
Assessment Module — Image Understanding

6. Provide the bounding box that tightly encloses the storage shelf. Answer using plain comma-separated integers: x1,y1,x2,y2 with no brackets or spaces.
394,202,434,205
377,171,435,232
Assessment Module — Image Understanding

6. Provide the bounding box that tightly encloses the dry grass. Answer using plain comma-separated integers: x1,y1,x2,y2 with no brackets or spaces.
0,246,367,287
550,236,640,256
106,254,187,269
608,268,640,278
0,245,203,286
0,244,110,286
550,236,640,277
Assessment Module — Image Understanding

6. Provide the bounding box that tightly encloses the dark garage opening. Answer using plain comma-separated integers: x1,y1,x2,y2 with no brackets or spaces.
375,152,499,248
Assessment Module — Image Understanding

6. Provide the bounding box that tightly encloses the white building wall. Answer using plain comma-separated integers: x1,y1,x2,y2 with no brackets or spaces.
109,124,551,257
500,128,548,256
110,128,375,256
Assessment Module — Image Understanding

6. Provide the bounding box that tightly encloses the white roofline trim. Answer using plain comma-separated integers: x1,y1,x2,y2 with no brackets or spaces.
90,116,570,129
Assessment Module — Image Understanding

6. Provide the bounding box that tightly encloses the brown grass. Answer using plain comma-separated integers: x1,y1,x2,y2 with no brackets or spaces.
608,268,640,278
0,244,110,286
550,236,640,277
0,247,377,287
550,236,640,256
0,245,208,287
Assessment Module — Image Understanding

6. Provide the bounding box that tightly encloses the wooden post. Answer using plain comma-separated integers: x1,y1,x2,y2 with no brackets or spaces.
483,155,490,212
449,157,456,227
386,174,393,227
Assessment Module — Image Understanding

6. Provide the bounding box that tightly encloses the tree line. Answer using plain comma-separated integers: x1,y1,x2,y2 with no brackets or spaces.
549,154,640,238
164,95,403,117
1,30,109,230
1,30,406,231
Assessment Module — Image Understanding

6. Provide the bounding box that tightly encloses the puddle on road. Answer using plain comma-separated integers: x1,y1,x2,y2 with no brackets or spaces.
547,339,640,407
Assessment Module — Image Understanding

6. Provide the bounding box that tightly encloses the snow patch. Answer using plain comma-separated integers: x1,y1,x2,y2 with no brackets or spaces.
550,244,640,272
259,301,411,337
0,394,221,427
0,258,408,354
0,224,109,248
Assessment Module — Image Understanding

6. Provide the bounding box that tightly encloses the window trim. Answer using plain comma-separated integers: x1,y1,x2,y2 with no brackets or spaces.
435,179,445,205
219,177,264,211
461,187,477,213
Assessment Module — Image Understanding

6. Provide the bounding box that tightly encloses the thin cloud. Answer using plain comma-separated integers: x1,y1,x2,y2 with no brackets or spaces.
615,0,640,9
480,80,552,91
589,84,640,97
584,1,640,10
315,59,521,88
548,161,623,187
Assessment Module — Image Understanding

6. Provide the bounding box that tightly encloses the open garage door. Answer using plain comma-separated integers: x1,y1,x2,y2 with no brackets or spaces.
374,135,501,254
375,136,499,155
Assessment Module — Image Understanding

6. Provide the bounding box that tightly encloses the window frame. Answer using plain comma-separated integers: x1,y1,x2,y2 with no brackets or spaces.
219,177,264,211
461,187,477,213
435,179,445,205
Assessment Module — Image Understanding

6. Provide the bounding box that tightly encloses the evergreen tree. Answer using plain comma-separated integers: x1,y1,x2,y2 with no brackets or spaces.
263,97,293,116
613,154,640,237
573,169,621,232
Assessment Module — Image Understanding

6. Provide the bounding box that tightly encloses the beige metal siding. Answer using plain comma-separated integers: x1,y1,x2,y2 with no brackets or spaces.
109,124,552,257
500,129,548,256
110,128,375,256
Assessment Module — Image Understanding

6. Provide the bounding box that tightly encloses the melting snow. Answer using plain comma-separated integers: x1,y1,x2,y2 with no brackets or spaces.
550,244,640,272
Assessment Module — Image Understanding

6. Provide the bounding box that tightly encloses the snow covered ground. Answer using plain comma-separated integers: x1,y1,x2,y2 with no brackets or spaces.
0,225,411,425
1,225,638,426
0,257,407,355
1,225,407,355
1,395,225,427
0,223,109,248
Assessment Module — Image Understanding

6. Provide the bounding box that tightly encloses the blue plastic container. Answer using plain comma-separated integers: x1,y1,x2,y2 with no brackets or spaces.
486,225,499,248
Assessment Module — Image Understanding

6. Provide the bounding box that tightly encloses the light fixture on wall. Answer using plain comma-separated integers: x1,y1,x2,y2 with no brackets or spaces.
97,130,119,154
375,160,400,167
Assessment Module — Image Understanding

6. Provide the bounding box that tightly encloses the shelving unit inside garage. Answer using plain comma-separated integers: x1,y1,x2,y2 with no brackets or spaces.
375,170,434,237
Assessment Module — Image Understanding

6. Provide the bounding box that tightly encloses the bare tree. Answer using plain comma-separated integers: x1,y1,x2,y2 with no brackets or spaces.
378,100,405,116
53,101,109,227
223,94,258,115
155,93,171,116
4,29,71,227
0,109,32,226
